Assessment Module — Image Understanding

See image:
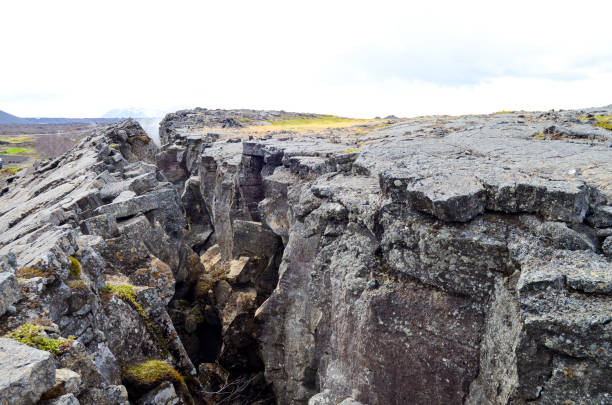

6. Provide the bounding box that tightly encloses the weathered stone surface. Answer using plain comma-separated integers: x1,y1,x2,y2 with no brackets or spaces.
0,272,21,317
0,337,56,405
40,393,81,405
42,368,82,400
2,108,612,405
138,381,181,405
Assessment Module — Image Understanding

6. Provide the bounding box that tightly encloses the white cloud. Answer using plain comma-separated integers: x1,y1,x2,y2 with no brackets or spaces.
1,0,611,117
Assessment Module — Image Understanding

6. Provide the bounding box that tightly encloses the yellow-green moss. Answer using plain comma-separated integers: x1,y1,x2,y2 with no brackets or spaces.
579,115,612,130
4,323,74,354
343,148,361,153
102,283,168,356
109,143,120,150
595,120,612,130
494,110,514,114
15,267,45,279
0,167,23,176
269,115,369,129
534,133,545,139
122,359,185,390
68,256,81,278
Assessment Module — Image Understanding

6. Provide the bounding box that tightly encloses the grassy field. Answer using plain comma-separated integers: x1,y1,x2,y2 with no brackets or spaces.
0,147,36,155
0,135,34,144
229,115,381,138
268,115,372,130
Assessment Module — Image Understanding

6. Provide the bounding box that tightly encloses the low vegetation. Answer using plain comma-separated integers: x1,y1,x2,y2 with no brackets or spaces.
15,267,45,279
122,359,185,387
268,115,371,130
4,323,73,354
579,115,612,130
0,167,23,176
0,147,36,155
68,256,81,278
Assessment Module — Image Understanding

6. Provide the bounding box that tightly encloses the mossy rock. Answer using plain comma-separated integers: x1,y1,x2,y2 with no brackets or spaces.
122,359,186,396
15,267,45,279
68,256,81,278
4,323,74,354
103,283,169,356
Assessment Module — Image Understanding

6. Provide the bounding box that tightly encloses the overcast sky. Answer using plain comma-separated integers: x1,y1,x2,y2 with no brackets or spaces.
2,0,612,118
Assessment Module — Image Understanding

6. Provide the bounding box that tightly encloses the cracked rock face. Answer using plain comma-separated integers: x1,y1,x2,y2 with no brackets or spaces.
1,107,611,405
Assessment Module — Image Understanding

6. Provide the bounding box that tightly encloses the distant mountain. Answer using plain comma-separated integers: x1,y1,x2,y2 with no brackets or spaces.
0,110,118,125
0,110,23,124
102,108,165,119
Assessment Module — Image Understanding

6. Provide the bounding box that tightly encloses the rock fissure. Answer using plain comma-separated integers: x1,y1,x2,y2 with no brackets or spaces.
0,108,611,404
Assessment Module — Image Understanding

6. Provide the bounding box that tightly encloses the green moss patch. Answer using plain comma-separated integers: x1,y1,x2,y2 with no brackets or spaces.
579,115,612,130
123,359,184,387
68,256,81,278
4,323,74,354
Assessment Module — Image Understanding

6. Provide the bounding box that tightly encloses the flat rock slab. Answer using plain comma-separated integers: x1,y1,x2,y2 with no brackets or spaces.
0,337,56,405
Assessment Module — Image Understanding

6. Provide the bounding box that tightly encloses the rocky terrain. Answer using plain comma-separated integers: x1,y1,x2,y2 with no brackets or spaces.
0,106,611,405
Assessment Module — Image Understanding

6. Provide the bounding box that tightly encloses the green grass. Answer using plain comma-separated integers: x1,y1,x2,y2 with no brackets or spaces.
270,115,368,128
0,147,36,155
0,135,34,144
4,323,74,354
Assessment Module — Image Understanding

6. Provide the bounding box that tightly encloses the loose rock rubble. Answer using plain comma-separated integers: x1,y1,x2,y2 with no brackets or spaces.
0,106,611,404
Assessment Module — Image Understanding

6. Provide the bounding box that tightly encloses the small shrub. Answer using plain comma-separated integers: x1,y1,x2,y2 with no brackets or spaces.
68,256,81,278
4,323,73,354
67,279,89,291
15,267,45,279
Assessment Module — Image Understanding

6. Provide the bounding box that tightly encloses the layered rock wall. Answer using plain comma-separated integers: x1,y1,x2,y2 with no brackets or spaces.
1,107,611,405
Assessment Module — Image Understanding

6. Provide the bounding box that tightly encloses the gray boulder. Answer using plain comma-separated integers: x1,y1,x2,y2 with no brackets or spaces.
0,272,21,316
0,338,56,405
